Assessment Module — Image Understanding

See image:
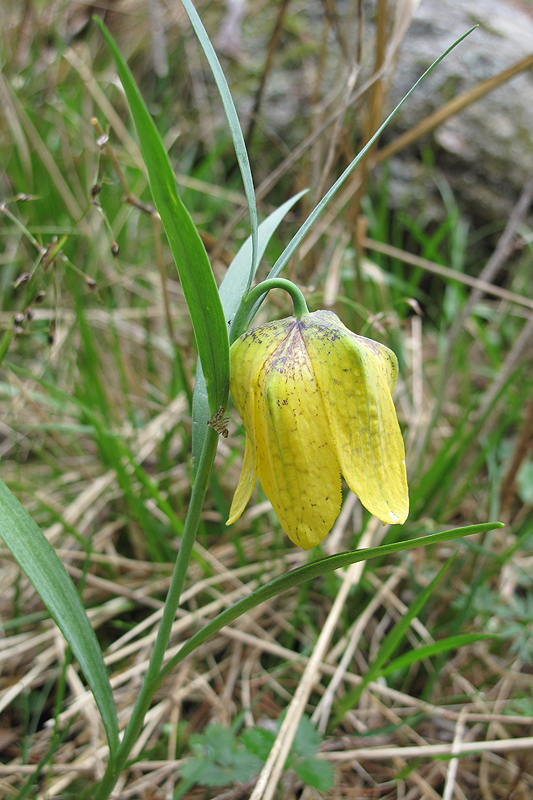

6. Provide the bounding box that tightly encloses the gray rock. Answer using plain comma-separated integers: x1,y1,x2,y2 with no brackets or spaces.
385,0,533,223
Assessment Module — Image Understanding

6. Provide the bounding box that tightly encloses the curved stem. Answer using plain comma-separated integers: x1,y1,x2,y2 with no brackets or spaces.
246,278,309,319
230,278,309,343
93,427,220,800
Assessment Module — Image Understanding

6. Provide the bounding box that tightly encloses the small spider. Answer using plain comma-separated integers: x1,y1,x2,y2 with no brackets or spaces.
207,406,229,438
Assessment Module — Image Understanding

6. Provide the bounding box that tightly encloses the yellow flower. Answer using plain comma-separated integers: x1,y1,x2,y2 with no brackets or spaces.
227,310,408,549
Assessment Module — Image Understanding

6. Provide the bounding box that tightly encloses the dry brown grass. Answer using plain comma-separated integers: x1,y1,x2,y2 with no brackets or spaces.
1,1,533,798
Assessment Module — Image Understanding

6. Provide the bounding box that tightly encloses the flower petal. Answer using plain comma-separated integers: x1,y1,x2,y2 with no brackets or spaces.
227,318,295,526
227,433,257,525
254,321,342,549
230,317,296,433
302,311,409,525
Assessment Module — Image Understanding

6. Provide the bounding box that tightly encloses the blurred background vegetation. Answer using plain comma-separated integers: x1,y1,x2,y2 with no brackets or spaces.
1,1,533,798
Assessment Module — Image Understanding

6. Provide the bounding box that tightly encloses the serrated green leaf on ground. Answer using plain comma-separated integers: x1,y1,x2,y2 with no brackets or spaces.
288,715,322,759
293,757,335,792
181,724,262,787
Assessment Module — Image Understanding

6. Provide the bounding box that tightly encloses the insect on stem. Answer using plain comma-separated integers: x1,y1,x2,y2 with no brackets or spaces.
207,407,229,438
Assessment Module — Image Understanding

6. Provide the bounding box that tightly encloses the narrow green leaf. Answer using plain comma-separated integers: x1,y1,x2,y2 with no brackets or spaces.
94,17,229,413
380,634,497,677
245,27,477,325
0,329,13,368
366,557,455,679
180,0,259,281
6,360,184,543
332,558,456,726
0,479,119,756
192,191,307,471
158,522,503,682
221,190,308,345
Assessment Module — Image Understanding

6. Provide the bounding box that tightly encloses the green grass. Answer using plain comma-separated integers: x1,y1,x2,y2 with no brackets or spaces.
1,2,533,799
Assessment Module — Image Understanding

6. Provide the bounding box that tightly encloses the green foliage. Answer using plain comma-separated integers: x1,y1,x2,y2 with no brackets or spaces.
178,716,334,794
471,585,533,663
94,17,230,419
293,756,334,793
0,480,119,757
180,724,262,787
157,524,503,685
517,462,533,504
192,190,306,470
1,3,531,799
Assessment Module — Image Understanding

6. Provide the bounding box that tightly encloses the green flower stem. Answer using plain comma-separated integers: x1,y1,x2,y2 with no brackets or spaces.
231,278,309,343
246,278,309,319
93,426,220,800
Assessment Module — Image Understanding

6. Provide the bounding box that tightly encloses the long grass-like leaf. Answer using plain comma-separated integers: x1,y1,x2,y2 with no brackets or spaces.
411,365,519,518
5,362,184,545
158,522,502,682
380,633,497,677
221,191,308,344
333,557,456,723
0,480,119,756
94,17,229,413
180,0,259,284
191,191,307,470
245,27,477,325
364,558,455,678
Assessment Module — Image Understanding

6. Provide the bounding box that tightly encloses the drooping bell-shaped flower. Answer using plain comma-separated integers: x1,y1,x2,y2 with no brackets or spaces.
227,309,408,550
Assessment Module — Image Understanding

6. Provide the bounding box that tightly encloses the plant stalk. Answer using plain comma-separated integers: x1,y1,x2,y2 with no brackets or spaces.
230,278,309,343
92,426,220,800
246,278,309,319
